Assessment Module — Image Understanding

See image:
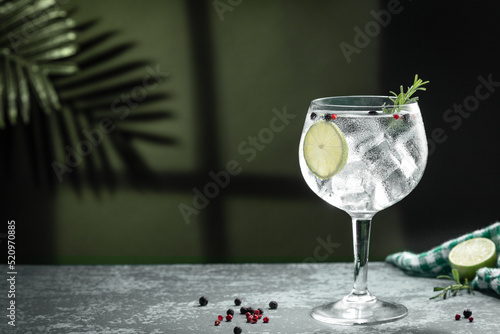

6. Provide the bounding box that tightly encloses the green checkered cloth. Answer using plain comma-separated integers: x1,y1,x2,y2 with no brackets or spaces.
386,222,500,295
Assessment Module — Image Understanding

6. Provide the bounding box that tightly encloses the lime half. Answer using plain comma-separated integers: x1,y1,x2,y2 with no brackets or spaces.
303,121,348,179
449,237,497,280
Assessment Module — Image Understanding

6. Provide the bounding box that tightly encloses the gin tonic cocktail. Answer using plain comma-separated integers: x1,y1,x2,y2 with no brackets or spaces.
298,96,428,325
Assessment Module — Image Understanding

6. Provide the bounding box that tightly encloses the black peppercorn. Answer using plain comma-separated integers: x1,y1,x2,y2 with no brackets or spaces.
199,296,208,306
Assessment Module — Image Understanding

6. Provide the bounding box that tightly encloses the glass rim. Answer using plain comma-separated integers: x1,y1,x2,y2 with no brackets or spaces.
311,95,418,108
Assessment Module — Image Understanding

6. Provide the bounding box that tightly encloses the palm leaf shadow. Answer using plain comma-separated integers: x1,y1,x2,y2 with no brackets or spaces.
53,20,177,192
0,0,78,189
0,1,177,193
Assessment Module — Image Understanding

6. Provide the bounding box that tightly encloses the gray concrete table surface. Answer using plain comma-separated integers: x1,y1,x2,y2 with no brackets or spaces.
1,262,499,334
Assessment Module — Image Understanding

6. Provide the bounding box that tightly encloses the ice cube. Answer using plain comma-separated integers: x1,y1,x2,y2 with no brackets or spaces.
394,126,426,164
393,143,418,178
354,130,384,156
371,182,391,210
339,160,366,188
362,139,400,180
382,169,412,203
339,187,370,211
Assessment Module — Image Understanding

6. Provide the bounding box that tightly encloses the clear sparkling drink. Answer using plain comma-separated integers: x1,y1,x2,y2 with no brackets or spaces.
299,105,427,215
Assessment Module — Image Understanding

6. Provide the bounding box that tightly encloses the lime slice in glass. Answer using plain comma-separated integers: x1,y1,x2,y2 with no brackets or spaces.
303,121,348,179
449,237,497,280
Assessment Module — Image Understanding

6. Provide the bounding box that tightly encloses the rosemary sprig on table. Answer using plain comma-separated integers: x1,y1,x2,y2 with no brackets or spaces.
430,269,474,300
383,74,429,114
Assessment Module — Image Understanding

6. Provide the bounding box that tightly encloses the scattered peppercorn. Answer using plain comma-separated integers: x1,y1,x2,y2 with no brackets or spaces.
469,317,474,322
393,114,400,120
463,309,472,318
205,299,279,328
311,112,317,120
331,113,338,120
323,113,332,121
368,111,378,115
455,314,461,321
199,296,208,306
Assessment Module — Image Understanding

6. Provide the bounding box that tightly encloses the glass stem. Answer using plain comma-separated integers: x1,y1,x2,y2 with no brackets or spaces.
350,215,374,299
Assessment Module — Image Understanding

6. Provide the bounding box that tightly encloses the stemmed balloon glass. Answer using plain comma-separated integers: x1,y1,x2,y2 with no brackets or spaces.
298,96,428,325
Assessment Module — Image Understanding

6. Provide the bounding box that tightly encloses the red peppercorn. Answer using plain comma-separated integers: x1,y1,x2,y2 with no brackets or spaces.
258,314,262,319
215,320,221,326
226,314,233,322
455,314,461,321
254,309,260,316
263,316,270,323
393,114,400,120
469,317,474,322
331,114,338,120
218,315,223,321
245,312,251,318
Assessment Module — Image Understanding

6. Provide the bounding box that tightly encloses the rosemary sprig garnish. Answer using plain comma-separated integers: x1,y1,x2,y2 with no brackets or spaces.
383,74,429,114
430,269,474,300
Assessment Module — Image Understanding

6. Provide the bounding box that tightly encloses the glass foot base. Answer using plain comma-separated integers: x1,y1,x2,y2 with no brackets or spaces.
311,296,408,325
